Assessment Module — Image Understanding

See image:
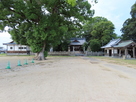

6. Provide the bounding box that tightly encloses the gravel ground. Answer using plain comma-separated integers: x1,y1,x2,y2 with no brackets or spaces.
0,56,136,102
86,57,136,78
0,56,34,69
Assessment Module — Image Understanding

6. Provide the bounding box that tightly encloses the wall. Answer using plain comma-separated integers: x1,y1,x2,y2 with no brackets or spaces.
48,51,70,56
7,45,30,51
86,51,104,56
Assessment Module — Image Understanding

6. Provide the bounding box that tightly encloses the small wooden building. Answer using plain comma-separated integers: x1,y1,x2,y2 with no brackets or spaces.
101,39,121,57
101,39,136,58
69,38,86,52
114,40,136,58
3,41,31,55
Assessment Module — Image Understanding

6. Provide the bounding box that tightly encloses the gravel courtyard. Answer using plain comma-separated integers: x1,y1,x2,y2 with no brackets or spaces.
0,56,136,102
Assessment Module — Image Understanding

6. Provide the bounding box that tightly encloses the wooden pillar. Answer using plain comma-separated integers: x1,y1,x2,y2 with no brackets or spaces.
73,46,75,52
83,47,85,53
119,49,121,57
133,47,135,58
68,46,70,52
112,48,114,57
107,49,108,56
125,48,128,58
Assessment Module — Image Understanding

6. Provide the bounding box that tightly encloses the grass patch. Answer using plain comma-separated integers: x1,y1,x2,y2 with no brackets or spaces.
90,56,136,66
0,53,6,56
0,54,34,59
47,55,75,57
14,55,35,57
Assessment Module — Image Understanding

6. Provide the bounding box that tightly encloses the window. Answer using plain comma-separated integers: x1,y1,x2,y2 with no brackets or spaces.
10,47,13,49
18,47,23,49
24,47,27,49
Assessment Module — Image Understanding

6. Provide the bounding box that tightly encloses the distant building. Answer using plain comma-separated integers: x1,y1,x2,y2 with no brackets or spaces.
101,39,136,58
3,38,86,56
3,41,31,55
70,38,86,52
48,38,86,56
101,39,121,56
113,40,136,58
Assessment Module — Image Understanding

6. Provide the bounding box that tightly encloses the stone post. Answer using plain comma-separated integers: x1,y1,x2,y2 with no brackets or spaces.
50,47,53,52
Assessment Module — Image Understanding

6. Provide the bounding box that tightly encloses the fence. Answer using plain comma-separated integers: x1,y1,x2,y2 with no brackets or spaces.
85,51,104,56
48,51,104,56
48,51,70,56
5,51,35,55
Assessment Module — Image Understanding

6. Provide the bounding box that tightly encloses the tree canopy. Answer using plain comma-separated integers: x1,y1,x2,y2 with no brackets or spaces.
0,0,95,60
81,16,117,51
121,2,136,41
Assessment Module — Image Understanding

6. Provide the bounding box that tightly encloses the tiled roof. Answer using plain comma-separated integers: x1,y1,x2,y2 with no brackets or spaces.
3,41,17,45
114,40,134,48
70,38,86,45
101,39,121,48
70,38,86,40
3,43,16,45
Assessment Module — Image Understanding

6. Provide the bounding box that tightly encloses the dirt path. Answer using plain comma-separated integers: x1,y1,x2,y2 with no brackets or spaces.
0,56,136,102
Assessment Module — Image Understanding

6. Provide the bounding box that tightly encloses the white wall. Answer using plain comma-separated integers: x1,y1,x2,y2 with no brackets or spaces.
107,49,109,54
112,49,117,54
114,49,117,54
7,45,29,51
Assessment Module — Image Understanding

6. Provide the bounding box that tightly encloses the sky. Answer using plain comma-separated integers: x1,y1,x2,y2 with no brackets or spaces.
0,0,135,48
90,0,135,35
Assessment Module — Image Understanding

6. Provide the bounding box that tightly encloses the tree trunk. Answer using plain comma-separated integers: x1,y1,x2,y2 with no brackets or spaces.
34,42,46,60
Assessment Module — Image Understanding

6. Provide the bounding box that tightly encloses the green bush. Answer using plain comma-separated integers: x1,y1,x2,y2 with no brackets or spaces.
89,39,101,51
44,51,48,57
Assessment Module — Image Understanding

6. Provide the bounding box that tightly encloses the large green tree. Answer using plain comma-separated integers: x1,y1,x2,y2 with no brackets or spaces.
82,16,117,51
121,2,136,41
53,40,70,51
0,0,95,60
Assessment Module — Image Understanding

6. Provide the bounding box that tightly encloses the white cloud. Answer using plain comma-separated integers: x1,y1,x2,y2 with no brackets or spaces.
88,0,135,36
